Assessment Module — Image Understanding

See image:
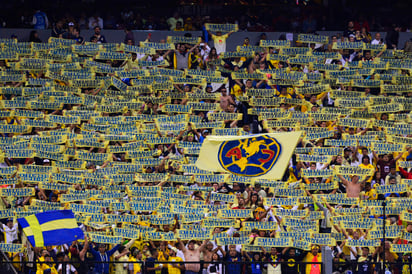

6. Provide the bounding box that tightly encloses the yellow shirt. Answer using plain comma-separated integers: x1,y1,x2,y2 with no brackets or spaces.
231,84,243,97
304,252,322,274
269,60,280,69
11,252,22,271
212,34,229,54
126,58,139,70
365,188,378,200
158,249,170,262
36,263,58,274
358,163,375,183
115,254,130,274
278,93,292,99
129,257,141,274
167,256,183,274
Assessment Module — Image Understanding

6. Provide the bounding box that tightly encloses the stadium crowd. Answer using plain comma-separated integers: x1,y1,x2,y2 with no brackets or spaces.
1,19,412,274
2,0,412,34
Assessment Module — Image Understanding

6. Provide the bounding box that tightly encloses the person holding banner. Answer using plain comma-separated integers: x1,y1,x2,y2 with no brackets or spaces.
1,218,19,243
177,239,209,274
336,173,369,198
303,245,322,274
262,247,282,274
36,254,58,274
206,30,234,55
89,243,121,274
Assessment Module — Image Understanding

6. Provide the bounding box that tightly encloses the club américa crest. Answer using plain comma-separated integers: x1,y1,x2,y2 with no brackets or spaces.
218,135,281,176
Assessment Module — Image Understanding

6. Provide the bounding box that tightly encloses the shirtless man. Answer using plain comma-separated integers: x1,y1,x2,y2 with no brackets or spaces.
202,241,216,271
337,174,369,198
219,87,235,111
177,239,209,274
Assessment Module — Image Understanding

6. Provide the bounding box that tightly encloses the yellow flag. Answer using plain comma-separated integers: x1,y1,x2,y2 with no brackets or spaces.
195,132,302,179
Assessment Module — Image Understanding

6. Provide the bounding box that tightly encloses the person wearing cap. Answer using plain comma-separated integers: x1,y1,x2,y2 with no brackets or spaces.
36,254,58,274
166,247,184,274
384,165,401,185
197,129,209,143
303,245,322,274
89,242,121,274
342,147,354,166
1,218,18,243
63,22,76,39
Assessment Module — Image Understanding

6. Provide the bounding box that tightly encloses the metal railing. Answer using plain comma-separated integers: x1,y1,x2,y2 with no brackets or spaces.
333,260,412,273
0,248,18,274
0,260,325,274
5,259,412,273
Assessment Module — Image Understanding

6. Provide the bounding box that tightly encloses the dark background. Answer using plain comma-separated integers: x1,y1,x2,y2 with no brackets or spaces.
0,0,410,31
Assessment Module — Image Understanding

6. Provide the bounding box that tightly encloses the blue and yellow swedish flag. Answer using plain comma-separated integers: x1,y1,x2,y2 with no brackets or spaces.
196,132,302,179
17,210,84,247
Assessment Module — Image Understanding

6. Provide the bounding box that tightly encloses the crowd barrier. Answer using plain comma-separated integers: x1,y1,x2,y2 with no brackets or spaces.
4,260,412,274
0,260,325,274
1,28,412,51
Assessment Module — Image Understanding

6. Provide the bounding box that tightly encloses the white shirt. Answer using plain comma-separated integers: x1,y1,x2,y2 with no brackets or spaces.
211,34,229,55
1,223,18,243
371,39,382,45
57,263,77,274
88,17,104,29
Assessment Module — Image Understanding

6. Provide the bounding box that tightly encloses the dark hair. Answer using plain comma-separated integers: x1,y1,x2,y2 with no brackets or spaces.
56,252,65,260
150,248,158,254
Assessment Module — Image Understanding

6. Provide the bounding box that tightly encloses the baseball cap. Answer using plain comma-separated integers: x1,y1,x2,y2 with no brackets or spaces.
68,22,74,26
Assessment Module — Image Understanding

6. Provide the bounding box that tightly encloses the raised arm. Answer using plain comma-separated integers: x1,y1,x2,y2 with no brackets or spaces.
177,238,187,252
337,174,350,186
188,43,200,54
106,244,121,257
282,247,290,255
79,236,89,260
199,239,210,251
